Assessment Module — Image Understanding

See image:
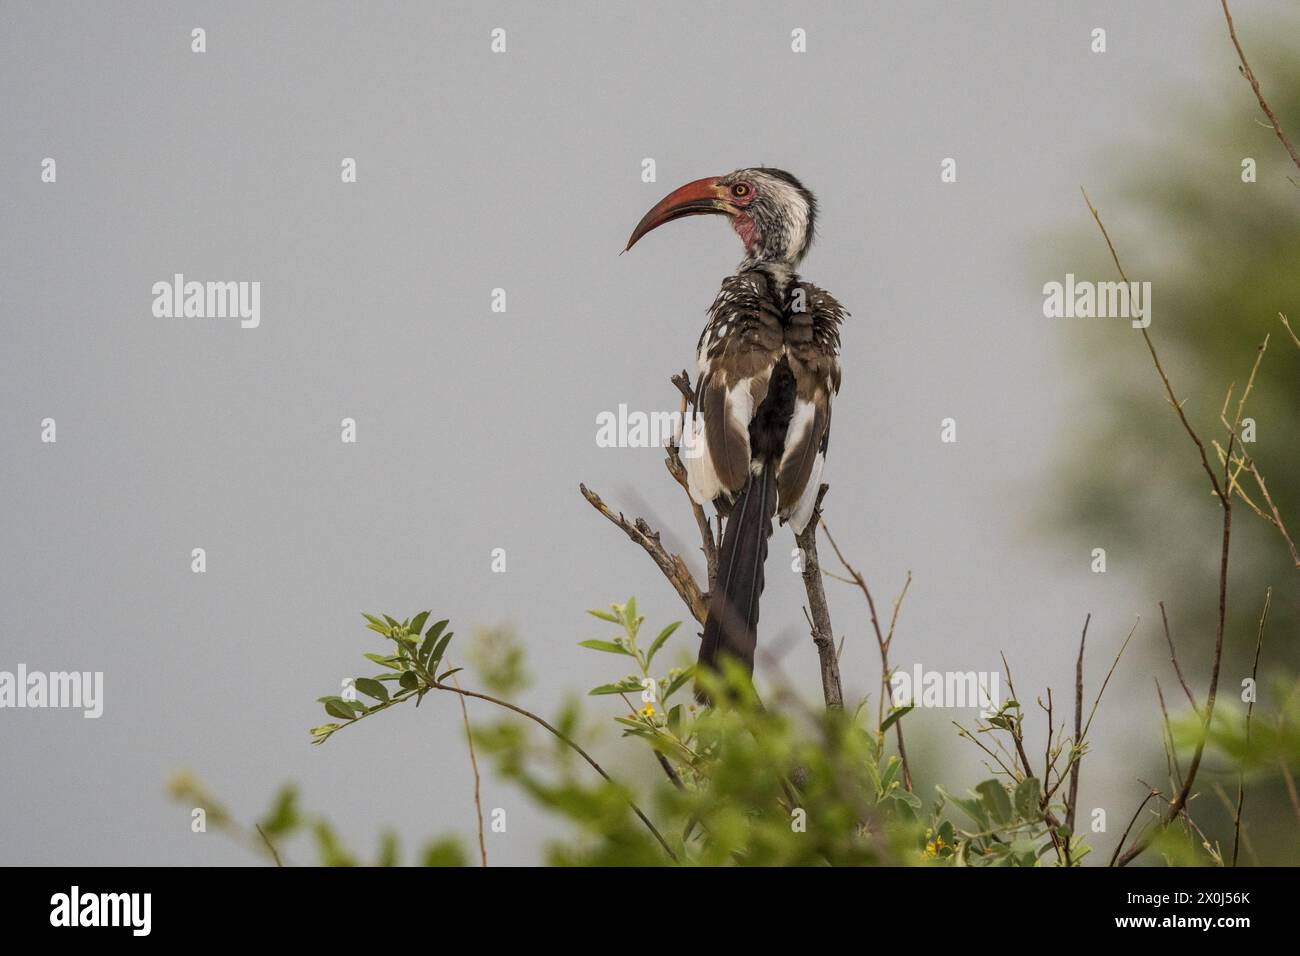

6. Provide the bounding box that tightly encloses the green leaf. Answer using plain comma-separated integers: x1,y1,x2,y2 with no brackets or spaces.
577,639,632,655
880,704,914,732
354,677,389,702
975,780,1013,825
399,671,419,691
663,668,694,701
890,788,922,811
645,621,681,665
409,611,430,635
587,608,622,624
309,722,340,738
361,612,385,628
436,667,463,682
588,678,643,696
324,699,355,721
259,785,301,837
880,755,901,792
383,615,401,630
420,620,450,662
1014,777,1042,820
429,630,454,668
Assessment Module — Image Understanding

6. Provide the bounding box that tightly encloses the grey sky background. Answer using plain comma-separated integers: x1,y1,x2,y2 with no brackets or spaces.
0,1,1280,865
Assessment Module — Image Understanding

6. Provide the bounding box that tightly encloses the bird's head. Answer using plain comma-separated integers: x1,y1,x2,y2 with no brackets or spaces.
624,167,817,270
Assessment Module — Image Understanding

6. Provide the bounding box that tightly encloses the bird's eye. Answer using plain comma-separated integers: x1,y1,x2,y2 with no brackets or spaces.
731,183,751,198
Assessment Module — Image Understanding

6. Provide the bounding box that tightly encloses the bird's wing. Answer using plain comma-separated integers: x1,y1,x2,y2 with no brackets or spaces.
777,282,846,533
686,273,785,500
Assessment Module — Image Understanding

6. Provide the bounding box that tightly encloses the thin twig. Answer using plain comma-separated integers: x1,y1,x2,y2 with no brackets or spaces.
430,681,677,861
580,483,707,625
1083,193,1233,868
1160,602,1198,714
821,517,912,789
794,485,844,710
450,667,488,867
1065,614,1089,834
1280,313,1300,350
1081,190,1225,502
1081,619,1139,744
1233,587,1271,867
1109,789,1161,867
1220,0,1300,176
254,824,284,867
1154,678,1185,792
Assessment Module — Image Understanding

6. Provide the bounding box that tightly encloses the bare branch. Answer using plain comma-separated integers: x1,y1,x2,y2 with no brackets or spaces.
580,483,707,625
449,666,488,866
1083,194,1233,868
432,680,677,862
1065,614,1089,833
821,517,912,789
793,485,843,709
1160,601,1198,714
1220,0,1300,177
1232,587,1272,867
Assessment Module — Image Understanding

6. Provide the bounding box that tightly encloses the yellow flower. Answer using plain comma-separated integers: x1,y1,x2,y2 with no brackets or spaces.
641,704,655,718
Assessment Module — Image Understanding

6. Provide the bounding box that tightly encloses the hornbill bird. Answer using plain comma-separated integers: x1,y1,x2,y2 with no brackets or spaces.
624,168,846,701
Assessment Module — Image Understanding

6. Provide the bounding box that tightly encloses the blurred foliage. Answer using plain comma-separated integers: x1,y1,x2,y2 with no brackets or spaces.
196,601,1106,866
1046,32,1300,863
174,590,1298,865
167,771,466,867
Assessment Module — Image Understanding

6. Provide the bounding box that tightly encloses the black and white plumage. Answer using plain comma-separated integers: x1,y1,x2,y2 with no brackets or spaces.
624,167,846,700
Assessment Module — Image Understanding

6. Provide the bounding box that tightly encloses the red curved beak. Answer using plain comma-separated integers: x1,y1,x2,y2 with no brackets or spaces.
624,176,734,252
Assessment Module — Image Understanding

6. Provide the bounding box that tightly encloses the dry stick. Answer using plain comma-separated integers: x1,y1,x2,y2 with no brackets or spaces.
1080,619,1140,746
1154,679,1186,792
1082,193,1234,867
449,667,488,867
1109,790,1162,867
254,824,284,867
1214,443,1299,569
999,657,1071,864
1233,587,1272,867
1042,688,1055,787
1064,615,1089,836
820,518,913,789
793,484,844,709
1160,602,1198,713
580,483,707,625
1220,0,1300,176
1214,426,1300,573
1215,335,1300,569
430,681,677,862
1281,313,1300,350
1082,193,1226,499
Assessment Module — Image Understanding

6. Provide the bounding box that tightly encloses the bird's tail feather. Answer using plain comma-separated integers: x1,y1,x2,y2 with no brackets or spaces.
696,463,777,702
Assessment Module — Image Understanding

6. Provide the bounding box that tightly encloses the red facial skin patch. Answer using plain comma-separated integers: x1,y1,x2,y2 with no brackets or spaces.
732,212,758,252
